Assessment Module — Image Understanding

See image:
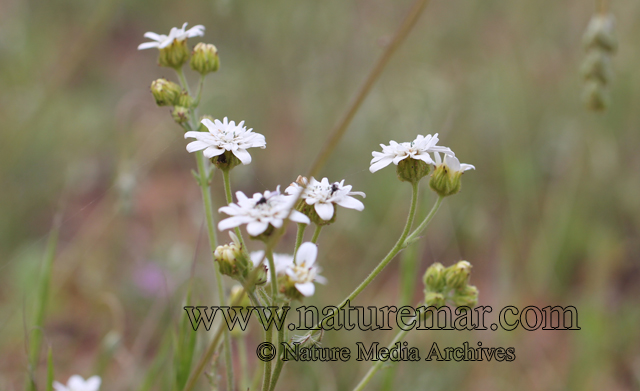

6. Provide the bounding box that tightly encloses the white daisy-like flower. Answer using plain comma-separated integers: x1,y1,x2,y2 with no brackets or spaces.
283,242,327,297
53,376,101,391
218,187,310,236
285,177,366,221
184,117,266,165
369,134,454,173
433,152,475,173
138,23,205,50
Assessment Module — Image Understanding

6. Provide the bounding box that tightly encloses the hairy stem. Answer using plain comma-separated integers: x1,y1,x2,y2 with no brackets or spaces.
222,169,247,250
404,195,443,245
268,301,290,391
293,223,307,258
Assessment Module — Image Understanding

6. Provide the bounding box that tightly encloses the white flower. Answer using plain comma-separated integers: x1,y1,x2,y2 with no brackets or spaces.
285,177,366,221
218,187,310,236
250,251,294,282
53,376,101,391
433,152,475,173
138,23,205,50
283,242,327,297
184,117,266,165
369,134,454,173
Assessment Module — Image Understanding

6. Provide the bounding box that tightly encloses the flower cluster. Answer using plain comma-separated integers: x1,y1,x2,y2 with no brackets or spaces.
422,260,478,309
370,133,474,195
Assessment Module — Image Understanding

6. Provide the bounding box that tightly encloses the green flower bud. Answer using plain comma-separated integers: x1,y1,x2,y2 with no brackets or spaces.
396,158,431,184
424,292,446,308
150,78,181,106
582,79,609,112
444,260,472,290
451,285,479,308
214,233,250,279
171,106,190,124
190,43,220,75
211,150,242,172
429,164,462,197
177,90,194,108
582,14,617,53
423,262,446,292
158,39,190,69
580,49,614,84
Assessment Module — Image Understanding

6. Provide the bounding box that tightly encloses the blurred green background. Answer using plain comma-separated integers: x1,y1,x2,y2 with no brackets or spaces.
1,0,639,390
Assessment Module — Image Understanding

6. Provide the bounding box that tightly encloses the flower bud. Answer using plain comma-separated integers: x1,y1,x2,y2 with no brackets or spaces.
177,90,194,108
190,43,220,75
158,39,190,69
211,150,242,172
429,164,462,197
396,158,431,184
424,292,446,308
451,285,479,308
423,262,446,292
150,78,181,106
214,233,250,279
171,106,190,124
445,260,472,290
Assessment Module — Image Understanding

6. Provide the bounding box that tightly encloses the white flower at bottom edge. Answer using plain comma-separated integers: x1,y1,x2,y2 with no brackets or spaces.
184,117,266,165
138,23,205,50
284,242,327,297
53,375,101,391
369,133,454,173
218,187,310,236
285,177,365,221
433,152,475,173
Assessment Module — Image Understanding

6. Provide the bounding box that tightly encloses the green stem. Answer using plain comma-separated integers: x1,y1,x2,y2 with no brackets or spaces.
194,151,234,391
261,325,273,391
237,336,249,391
194,74,206,107
310,182,420,333
175,67,191,96
222,169,247,250
352,311,429,391
268,301,290,391
404,195,443,245
311,225,322,244
293,223,307,258
266,250,278,302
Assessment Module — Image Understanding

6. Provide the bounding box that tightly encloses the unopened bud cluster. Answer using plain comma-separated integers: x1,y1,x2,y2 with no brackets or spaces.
581,13,617,111
213,233,252,280
422,260,478,309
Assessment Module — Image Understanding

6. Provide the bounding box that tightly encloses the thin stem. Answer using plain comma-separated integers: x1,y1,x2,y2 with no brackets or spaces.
266,250,278,302
352,310,430,391
261,326,273,391
222,169,247,250
268,301,290,391
311,225,322,244
596,0,608,14
237,337,249,391
293,223,307,258
307,0,432,178
404,195,443,245
194,151,234,391
194,74,206,107
310,182,420,333
175,67,191,96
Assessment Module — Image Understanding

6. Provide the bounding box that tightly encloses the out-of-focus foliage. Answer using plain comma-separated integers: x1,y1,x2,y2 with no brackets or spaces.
1,0,639,390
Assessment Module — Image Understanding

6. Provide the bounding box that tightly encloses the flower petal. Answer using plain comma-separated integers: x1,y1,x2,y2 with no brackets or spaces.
218,216,245,231
336,196,364,211
295,282,315,297
295,242,318,266
137,41,160,50
185,140,210,153
314,202,334,220
202,146,225,158
246,221,269,236
289,210,310,225
232,148,252,165
369,156,394,173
